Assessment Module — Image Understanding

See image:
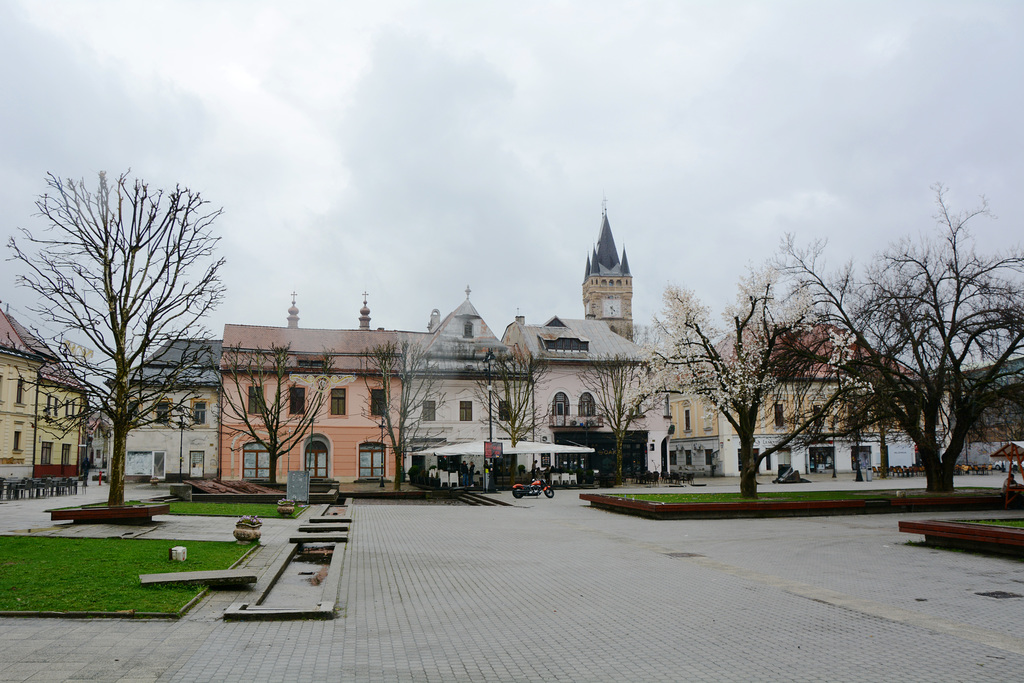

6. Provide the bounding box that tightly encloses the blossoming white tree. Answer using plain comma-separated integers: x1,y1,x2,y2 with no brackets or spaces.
648,265,850,498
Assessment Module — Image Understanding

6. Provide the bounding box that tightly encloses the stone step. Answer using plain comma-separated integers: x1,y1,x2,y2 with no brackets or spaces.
290,533,348,544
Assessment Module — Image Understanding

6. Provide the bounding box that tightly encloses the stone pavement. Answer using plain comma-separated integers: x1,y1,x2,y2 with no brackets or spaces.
0,475,1022,682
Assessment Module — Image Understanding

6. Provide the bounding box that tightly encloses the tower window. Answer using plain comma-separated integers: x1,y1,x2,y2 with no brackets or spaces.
464,321,473,338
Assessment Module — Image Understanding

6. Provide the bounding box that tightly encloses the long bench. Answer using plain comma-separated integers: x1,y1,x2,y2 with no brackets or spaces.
139,569,258,587
898,520,1024,557
50,504,170,524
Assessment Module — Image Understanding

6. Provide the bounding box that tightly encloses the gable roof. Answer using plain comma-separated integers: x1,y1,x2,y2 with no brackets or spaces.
503,317,642,361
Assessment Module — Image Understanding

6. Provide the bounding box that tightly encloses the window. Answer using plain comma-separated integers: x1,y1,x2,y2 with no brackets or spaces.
498,399,510,421
65,399,75,417
463,321,474,338
192,401,207,425
422,400,436,421
155,401,171,424
552,392,569,416
13,431,21,452
371,389,386,416
289,386,306,415
242,443,270,479
669,451,677,466
704,411,713,431
683,409,691,432
459,400,473,421
685,449,692,466
774,403,784,428
579,393,595,417
247,385,263,414
16,378,24,404
330,388,346,415
61,443,71,466
40,441,53,465
45,395,57,417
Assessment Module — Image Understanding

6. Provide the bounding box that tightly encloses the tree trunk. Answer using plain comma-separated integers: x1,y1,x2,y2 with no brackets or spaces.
393,449,403,491
107,424,127,507
738,436,758,499
878,425,889,479
614,433,625,486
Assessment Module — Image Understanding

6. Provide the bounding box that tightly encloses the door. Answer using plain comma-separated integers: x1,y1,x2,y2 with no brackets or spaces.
359,443,384,478
189,451,204,478
306,441,329,478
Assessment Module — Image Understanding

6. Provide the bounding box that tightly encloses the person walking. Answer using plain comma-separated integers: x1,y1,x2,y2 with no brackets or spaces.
468,462,476,488
81,455,91,488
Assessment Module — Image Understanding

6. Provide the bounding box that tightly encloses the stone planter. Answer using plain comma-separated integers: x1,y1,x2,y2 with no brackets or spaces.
233,524,262,544
276,504,295,517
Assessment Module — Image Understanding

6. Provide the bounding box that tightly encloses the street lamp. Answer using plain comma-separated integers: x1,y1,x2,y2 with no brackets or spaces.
483,349,495,491
177,414,191,482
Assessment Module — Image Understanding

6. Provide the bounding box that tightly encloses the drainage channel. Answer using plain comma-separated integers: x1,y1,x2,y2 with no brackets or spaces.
224,502,349,621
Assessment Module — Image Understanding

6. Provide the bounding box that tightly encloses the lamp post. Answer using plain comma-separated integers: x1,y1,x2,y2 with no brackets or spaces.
177,414,189,482
484,349,495,491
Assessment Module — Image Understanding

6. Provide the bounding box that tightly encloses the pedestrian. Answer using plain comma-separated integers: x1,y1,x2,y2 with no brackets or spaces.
468,462,476,488
81,455,90,487
460,461,468,487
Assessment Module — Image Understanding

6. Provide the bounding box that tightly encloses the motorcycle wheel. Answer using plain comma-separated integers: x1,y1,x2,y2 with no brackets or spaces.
512,488,524,499
544,487,554,498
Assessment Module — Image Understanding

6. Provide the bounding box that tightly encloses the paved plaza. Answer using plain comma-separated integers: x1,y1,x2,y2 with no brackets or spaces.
1,475,1023,682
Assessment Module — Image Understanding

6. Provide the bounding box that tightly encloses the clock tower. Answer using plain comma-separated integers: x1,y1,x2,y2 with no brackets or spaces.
582,208,633,338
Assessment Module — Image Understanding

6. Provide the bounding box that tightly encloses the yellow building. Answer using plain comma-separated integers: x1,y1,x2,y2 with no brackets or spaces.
0,307,86,478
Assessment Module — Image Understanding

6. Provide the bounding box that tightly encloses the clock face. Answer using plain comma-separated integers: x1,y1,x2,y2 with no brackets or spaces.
603,297,619,317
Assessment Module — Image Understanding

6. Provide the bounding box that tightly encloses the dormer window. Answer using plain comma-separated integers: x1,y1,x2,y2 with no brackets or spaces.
543,338,589,352
463,321,473,338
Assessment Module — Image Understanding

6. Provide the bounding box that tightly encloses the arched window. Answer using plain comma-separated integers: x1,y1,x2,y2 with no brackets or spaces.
359,442,384,478
553,392,569,416
305,436,329,478
579,392,595,417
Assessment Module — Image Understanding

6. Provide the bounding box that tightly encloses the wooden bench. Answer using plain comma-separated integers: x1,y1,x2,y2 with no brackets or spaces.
289,532,348,544
138,569,258,587
899,520,1024,557
50,504,170,524
297,524,348,533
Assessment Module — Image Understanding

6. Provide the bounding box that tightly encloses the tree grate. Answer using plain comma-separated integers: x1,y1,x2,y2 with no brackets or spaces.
975,591,1022,599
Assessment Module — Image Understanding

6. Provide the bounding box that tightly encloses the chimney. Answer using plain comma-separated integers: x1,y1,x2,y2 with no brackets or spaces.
515,315,525,325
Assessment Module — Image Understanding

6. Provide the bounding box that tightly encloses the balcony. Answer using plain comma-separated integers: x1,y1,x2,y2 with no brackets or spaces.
549,415,604,428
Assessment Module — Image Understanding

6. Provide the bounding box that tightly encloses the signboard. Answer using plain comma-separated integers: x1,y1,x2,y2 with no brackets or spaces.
287,470,311,503
484,441,503,459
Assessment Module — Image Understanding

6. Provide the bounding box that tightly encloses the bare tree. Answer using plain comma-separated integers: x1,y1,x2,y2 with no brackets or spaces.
220,345,333,484
475,348,547,484
478,348,548,446
8,172,224,506
784,186,1024,492
648,265,850,498
579,354,655,486
364,339,445,491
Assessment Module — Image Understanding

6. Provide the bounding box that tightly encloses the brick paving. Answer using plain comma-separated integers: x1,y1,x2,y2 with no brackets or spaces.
0,476,1022,681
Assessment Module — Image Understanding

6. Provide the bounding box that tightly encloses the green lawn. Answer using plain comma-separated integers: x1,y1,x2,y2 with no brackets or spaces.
613,489,999,504
969,519,1024,528
168,501,306,518
0,536,253,614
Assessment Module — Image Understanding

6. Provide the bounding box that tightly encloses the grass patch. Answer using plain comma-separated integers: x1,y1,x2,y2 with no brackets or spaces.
612,489,999,504
965,519,1024,529
0,536,253,613
168,501,306,518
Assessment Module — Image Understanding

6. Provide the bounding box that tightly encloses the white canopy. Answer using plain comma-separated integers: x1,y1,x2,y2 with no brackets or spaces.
422,440,594,456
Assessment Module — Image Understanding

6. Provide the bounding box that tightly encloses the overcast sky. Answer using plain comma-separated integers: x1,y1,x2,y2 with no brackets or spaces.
2,1,1022,343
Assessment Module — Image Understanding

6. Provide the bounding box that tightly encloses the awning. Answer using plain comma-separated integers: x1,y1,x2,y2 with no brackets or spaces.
422,440,594,456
